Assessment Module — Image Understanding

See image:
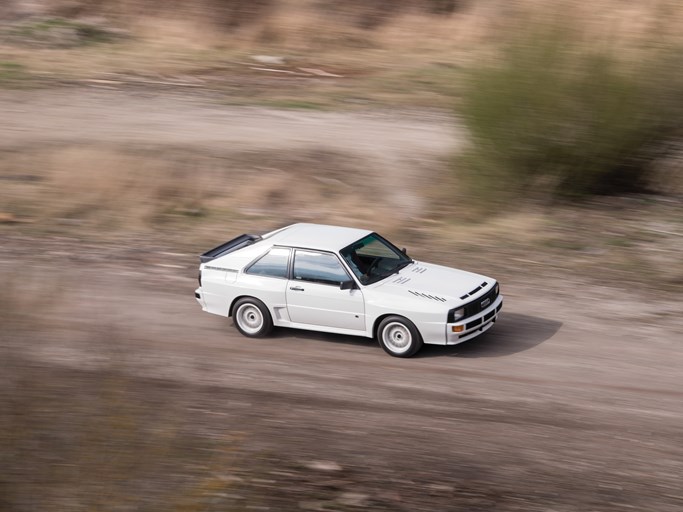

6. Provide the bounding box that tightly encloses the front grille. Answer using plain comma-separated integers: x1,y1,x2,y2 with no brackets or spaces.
462,284,499,318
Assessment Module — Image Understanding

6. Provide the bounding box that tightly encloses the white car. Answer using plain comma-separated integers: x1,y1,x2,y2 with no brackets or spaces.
195,223,503,357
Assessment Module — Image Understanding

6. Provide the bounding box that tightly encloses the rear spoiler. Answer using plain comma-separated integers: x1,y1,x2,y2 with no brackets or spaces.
200,234,261,263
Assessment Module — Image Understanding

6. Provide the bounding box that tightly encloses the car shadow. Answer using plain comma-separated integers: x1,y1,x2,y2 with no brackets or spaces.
268,313,561,358
417,313,562,358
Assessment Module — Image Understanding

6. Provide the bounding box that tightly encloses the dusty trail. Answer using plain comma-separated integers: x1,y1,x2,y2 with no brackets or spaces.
4,252,682,511
0,89,455,151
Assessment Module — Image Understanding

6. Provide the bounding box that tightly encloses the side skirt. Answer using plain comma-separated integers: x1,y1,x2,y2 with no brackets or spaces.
276,321,372,339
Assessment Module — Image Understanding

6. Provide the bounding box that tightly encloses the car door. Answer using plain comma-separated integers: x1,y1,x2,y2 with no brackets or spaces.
286,249,365,331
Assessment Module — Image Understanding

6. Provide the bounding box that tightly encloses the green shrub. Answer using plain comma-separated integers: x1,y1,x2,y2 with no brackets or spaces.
458,24,683,202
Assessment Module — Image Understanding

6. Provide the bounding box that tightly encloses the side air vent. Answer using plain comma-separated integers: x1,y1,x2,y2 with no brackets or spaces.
408,290,447,302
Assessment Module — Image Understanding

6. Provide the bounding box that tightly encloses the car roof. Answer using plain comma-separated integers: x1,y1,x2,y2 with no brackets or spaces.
264,223,372,252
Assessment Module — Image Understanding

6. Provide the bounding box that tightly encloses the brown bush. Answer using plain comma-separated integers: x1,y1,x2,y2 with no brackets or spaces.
316,0,464,29
28,0,464,32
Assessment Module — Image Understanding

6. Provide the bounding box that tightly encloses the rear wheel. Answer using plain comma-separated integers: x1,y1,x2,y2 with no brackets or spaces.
377,316,423,358
233,297,273,338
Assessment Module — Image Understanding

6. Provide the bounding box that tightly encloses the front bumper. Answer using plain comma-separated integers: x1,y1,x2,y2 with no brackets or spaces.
446,295,503,345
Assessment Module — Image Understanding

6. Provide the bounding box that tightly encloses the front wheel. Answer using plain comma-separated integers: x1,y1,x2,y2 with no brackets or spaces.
233,297,273,338
377,316,423,358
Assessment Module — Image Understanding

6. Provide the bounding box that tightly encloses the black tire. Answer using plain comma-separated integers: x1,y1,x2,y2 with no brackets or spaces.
232,297,273,338
377,315,423,358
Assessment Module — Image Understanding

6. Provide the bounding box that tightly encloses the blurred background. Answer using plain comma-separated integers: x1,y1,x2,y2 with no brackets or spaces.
1,1,682,510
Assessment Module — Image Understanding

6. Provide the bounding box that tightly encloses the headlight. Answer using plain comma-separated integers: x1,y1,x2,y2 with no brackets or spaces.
448,307,465,323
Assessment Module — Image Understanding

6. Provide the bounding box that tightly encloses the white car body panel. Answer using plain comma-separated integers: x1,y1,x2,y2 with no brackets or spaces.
286,281,366,331
195,223,503,347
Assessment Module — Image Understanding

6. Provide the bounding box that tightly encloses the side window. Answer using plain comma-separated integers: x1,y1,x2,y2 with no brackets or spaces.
246,247,290,278
293,250,350,285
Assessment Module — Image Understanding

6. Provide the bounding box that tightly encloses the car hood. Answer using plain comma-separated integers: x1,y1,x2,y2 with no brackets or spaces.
374,261,492,304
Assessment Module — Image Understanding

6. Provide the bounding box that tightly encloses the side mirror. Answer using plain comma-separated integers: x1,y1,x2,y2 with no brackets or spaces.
340,280,356,290
402,247,408,255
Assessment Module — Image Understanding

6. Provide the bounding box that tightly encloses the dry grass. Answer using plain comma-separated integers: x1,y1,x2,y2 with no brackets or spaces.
1,141,681,290
0,144,406,240
427,195,683,292
1,146,208,231
4,0,681,109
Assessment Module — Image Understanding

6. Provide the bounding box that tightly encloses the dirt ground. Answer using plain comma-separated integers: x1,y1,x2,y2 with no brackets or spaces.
1,87,682,511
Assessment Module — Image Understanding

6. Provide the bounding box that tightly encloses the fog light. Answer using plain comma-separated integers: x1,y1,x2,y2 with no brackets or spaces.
451,325,465,333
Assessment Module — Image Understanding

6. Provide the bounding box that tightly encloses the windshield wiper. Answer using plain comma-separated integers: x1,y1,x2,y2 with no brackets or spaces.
395,259,414,272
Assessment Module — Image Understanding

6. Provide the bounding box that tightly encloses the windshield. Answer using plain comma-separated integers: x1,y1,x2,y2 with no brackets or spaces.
340,233,413,285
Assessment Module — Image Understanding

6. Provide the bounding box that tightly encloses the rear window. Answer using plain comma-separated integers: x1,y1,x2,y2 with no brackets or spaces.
246,247,290,278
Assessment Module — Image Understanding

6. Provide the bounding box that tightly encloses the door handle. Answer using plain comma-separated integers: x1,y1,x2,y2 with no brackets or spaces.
290,286,305,291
